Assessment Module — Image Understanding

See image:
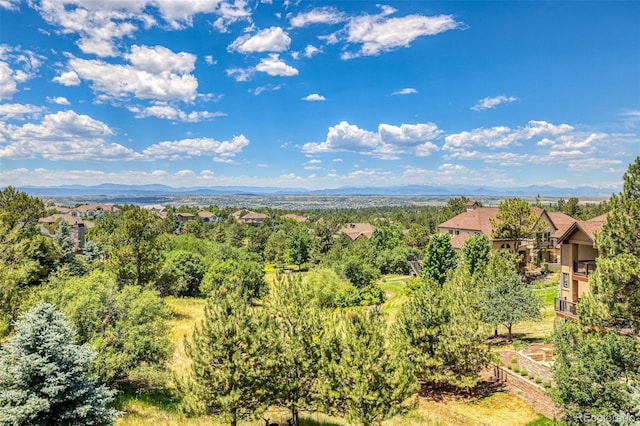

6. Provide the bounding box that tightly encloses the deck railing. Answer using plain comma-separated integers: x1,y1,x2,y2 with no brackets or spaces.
555,297,578,318
574,260,597,277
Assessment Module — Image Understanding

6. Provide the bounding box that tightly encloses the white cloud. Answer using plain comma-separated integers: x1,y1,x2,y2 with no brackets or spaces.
226,67,254,82
129,104,226,122
46,96,71,105
228,27,291,53
302,121,442,159
142,135,249,160
125,44,196,73
53,70,81,86
392,88,418,95
205,55,215,65
289,7,346,27
0,110,144,161
444,120,574,150
256,54,298,77
0,46,42,99
341,10,461,58
0,62,17,99
302,93,326,101
63,45,198,102
303,45,321,58
471,95,517,111
0,0,20,10
253,84,282,95
0,103,45,120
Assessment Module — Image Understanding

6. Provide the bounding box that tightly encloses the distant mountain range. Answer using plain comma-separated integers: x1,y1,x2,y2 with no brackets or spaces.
13,183,618,198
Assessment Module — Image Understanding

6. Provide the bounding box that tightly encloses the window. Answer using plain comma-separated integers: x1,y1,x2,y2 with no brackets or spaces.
562,272,569,289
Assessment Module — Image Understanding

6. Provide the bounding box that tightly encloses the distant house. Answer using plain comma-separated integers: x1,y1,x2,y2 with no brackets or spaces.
67,203,119,219
282,213,309,223
336,223,376,241
198,211,220,223
176,212,196,223
437,202,575,268
554,214,607,319
239,212,269,225
38,214,94,253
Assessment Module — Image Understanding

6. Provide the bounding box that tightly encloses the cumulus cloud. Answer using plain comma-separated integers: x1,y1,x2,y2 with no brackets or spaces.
289,7,346,27
30,0,251,57
392,88,418,95
471,95,517,111
0,0,20,10
341,9,462,58
226,67,254,82
302,93,325,101
256,54,298,76
58,45,198,102
0,103,45,120
444,120,574,150
228,27,291,53
46,96,71,105
302,121,442,159
0,110,144,161
0,46,42,99
143,135,249,160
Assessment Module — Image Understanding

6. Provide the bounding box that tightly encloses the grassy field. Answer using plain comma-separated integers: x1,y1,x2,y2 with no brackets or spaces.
116,276,556,426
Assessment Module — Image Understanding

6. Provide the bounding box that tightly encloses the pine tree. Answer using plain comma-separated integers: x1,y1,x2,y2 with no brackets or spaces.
54,219,75,262
490,197,545,255
183,288,265,426
0,303,117,425
461,233,491,277
394,267,491,388
581,156,640,331
262,275,324,426
318,309,418,426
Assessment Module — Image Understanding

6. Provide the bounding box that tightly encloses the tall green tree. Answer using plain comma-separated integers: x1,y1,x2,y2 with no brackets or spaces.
581,156,640,332
183,288,265,426
0,186,44,234
318,309,418,426
262,276,324,426
105,207,166,287
420,233,457,286
32,270,172,384
552,321,640,424
461,233,491,277
263,229,287,265
394,268,491,388
480,252,542,339
200,258,267,300
490,197,545,255
158,250,207,297
440,196,471,222
285,226,312,270
0,304,117,425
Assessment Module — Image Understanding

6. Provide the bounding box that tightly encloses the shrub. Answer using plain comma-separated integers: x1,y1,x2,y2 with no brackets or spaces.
507,365,513,370
528,374,535,380
520,370,528,376
511,358,518,364
535,378,542,384
513,367,520,373
543,382,551,389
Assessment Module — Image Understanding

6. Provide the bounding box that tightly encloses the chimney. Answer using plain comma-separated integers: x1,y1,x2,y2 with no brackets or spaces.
466,201,479,212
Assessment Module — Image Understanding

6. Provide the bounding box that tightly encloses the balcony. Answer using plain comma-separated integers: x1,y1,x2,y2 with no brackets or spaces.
555,298,578,318
574,260,597,278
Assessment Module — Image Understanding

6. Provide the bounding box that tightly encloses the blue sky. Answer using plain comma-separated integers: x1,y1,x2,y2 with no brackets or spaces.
0,1,638,190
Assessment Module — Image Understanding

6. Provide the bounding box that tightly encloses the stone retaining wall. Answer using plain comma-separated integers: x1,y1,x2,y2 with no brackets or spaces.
494,364,559,419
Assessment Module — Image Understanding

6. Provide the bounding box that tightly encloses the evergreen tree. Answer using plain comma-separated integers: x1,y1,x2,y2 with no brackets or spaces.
420,233,457,286
480,251,542,339
0,303,117,425
158,250,207,297
394,268,491,388
318,309,418,426
262,275,324,425
490,197,545,255
54,219,75,261
581,156,640,331
183,288,265,426
552,321,640,424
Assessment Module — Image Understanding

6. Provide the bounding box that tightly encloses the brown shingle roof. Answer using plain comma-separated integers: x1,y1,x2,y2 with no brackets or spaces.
547,211,577,238
39,214,94,228
337,223,376,240
439,206,547,239
283,213,309,223
198,211,216,218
